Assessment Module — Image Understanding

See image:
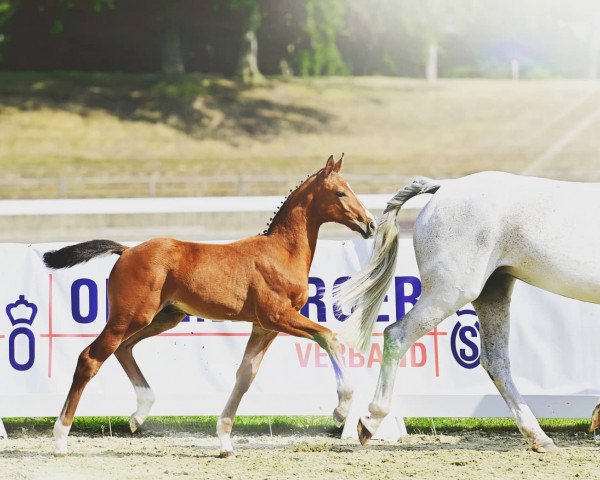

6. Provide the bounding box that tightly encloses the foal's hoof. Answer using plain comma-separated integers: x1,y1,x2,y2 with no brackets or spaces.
532,441,558,453
218,450,236,459
333,407,346,428
357,417,374,446
129,416,142,434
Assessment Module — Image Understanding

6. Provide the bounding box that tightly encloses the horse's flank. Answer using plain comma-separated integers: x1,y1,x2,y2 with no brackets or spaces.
418,172,600,302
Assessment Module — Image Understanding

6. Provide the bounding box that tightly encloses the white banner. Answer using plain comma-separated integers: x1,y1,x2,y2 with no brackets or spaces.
0,240,598,420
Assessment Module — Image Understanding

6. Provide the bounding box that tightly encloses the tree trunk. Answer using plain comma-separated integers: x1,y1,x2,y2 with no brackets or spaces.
238,2,263,84
426,43,438,83
161,0,184,75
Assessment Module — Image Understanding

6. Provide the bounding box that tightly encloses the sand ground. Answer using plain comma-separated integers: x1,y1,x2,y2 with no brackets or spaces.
1,428,599,480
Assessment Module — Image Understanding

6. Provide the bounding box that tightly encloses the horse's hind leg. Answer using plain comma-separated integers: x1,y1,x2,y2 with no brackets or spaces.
114,305,187,433
217,324,278,458
472,273,556,452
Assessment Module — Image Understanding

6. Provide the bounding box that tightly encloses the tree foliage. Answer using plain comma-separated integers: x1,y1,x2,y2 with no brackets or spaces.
0,0,598,79
298,0,348,76
227,0,263,83
0,0,17,60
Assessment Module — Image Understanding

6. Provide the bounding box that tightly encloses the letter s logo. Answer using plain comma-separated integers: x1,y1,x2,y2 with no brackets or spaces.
450,310,480,369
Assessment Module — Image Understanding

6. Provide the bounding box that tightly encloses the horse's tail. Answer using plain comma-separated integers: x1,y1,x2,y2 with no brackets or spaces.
335,177,441,353
43,239,128,269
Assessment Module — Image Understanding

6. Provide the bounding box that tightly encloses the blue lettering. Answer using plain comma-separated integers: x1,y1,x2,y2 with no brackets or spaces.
395,276,421,320
376,295,390,322
9,327,35,371
332,276,351,321
71,278,98,324
450,316,480,369
458,325,479,362
181,316,204,322
301,277,326,322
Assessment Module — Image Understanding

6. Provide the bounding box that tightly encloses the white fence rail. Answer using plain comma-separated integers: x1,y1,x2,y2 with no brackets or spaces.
0,194,430,216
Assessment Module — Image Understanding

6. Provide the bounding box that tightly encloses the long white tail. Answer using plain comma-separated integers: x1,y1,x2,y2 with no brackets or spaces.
335,177,440,353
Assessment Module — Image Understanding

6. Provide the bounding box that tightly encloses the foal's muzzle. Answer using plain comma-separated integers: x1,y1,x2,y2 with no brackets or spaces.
359,220,376,239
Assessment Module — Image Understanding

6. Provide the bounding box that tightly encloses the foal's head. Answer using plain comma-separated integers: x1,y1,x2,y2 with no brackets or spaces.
311,155,376,238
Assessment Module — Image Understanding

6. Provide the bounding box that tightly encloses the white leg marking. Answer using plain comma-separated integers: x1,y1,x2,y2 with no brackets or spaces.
130,386,155,432
333,385,354,426
217,418,234,454
53,418,71,455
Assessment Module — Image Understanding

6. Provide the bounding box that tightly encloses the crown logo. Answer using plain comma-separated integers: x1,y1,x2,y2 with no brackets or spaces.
6,295,37,327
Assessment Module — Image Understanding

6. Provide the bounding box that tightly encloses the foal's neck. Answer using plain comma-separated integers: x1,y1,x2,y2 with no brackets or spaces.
267,181,322,268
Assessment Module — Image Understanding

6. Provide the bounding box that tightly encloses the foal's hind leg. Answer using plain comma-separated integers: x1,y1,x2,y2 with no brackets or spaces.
217,324,278,458
472,273,556,452
53,305,158,455
53,324,130,455
114,305,187,433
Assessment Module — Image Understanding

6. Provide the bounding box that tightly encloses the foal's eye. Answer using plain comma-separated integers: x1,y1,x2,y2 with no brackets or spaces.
336,191,346,198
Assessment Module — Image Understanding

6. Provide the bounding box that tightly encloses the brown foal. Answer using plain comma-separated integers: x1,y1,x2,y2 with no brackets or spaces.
44,155,375,457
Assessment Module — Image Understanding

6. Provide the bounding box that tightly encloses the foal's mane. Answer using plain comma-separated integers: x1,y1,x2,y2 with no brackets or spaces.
258,172,315,236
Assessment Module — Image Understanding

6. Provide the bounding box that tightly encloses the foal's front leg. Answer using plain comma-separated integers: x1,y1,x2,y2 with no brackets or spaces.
261,306,354,427
217,324,278,458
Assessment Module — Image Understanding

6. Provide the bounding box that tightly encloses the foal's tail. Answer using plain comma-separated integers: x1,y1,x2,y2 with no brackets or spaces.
43,239,128,269
335,177,441,353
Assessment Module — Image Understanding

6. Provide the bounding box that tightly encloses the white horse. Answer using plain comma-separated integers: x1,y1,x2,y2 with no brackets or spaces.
337,171,600,452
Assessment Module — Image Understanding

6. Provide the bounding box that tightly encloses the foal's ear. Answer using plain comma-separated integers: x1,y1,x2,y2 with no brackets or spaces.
333,152,344,173
322,155,335,177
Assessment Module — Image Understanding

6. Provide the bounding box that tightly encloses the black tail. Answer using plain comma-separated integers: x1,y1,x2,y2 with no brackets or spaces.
43,239,128,269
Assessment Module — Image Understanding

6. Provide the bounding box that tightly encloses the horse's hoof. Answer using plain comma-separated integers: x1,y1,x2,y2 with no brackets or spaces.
53,451,68,458
218,450,236,459
129,416,141,434
357,417,374,446
333,407,346,428
532,441,557,453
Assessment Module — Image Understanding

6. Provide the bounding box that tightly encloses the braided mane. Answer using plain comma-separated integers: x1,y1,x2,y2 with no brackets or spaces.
258,172,313,236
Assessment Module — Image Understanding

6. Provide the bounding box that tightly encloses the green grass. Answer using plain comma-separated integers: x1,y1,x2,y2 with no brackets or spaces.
1,72,600,198
3,416,591,437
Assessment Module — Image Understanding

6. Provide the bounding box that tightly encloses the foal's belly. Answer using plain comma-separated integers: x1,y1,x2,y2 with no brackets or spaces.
171,300,246,322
